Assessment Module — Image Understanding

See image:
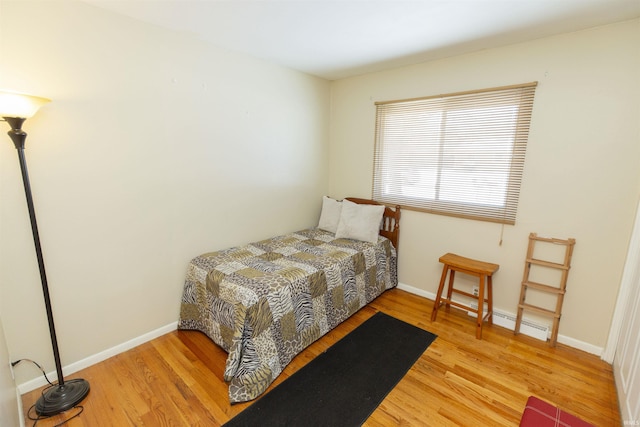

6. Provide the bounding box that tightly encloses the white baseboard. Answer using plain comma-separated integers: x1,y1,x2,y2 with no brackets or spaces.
17,282,604,395
397,282,434,300
556,334,603,356
18,322,178,394
396,282,603,356
16,387,25,427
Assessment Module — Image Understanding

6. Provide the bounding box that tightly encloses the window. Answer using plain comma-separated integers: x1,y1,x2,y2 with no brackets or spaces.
372,82,537,224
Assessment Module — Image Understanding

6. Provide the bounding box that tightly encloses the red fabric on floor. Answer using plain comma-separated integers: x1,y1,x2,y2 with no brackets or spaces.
519,396,594,427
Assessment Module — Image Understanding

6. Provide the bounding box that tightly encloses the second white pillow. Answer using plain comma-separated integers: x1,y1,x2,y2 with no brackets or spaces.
335,200,385,244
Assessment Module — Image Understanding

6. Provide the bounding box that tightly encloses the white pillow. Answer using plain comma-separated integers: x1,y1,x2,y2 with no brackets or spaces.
317,196,342,233
335,200,385,244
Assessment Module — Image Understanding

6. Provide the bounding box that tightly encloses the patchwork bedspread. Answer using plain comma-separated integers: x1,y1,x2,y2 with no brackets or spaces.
178,228,397,403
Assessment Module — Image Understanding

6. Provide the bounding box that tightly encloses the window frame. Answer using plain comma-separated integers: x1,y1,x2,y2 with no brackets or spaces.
372,82,538,225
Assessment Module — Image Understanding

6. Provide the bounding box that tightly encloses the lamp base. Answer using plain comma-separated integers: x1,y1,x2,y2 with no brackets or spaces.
35,378,90,417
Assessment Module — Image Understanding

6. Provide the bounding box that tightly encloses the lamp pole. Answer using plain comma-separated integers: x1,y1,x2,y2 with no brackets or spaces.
6,116,66,388
1,92,90,417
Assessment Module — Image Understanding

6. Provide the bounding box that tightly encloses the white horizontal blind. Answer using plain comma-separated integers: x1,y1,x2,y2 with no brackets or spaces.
373,82,538,224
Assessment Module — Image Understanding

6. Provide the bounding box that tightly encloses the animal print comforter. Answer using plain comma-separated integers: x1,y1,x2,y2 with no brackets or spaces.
178,228,397,403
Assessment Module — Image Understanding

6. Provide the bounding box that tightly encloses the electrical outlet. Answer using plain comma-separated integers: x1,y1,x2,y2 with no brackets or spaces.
472,286,479,297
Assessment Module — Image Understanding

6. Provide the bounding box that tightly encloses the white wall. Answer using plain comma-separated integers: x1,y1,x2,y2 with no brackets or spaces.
329,19,640,350
0,0,330,388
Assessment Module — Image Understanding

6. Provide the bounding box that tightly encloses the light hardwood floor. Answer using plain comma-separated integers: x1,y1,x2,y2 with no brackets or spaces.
22,288,620,426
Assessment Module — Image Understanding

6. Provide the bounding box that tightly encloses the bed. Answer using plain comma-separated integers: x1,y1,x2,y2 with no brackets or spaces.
178,197,401,403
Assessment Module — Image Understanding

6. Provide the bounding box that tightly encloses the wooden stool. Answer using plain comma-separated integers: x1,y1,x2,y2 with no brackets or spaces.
431,253,499,339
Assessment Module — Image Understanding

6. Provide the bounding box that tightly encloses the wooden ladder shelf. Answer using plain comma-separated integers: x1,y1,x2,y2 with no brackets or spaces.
515,233,576,346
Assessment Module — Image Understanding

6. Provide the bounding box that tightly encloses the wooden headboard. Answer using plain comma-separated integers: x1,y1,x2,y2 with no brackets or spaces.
345,197,401,251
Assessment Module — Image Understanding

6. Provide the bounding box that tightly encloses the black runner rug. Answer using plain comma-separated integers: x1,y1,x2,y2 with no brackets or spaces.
224,311,437,427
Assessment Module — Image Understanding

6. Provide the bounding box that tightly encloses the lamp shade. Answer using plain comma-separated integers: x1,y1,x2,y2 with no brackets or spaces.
0,90,50,118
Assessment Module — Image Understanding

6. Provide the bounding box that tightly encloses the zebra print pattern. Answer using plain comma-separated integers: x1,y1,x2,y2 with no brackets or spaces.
178,228,397,403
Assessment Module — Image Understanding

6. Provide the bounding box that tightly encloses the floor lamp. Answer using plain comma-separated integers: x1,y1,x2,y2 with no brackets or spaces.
0,90,90,416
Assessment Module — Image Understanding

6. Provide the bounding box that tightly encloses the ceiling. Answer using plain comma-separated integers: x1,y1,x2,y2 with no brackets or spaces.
85,0,640,80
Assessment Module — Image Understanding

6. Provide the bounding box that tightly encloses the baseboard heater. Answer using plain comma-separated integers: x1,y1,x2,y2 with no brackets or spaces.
463,300,550,341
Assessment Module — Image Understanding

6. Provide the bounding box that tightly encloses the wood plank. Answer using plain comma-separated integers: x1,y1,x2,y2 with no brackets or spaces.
22,289,619,426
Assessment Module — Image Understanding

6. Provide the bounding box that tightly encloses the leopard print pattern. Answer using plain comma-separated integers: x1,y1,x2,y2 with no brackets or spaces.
178,228,397,403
